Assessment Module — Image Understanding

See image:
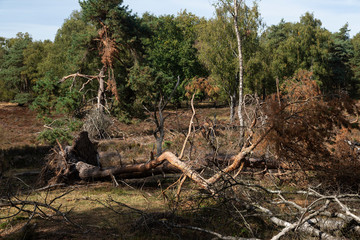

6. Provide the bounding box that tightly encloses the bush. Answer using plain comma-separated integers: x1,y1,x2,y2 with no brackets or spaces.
37,117,83,145
264,70,360,188
13,92,33,106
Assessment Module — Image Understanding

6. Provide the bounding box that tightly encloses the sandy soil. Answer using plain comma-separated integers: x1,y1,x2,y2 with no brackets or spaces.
0,102,44,149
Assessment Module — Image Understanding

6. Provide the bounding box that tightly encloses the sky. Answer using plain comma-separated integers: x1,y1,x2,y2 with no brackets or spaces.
0,0,359,41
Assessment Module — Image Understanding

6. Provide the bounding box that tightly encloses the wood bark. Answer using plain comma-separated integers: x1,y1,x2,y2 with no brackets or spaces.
97,67,105,112
229,93,236,124
44,126,273,192
234,0,245,138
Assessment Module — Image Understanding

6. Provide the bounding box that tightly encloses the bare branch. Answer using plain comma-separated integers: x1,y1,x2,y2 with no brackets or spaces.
168,221,260,240
179,93,196,159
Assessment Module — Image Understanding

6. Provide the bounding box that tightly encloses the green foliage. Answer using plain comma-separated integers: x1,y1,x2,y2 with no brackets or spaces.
128,64,170,106
0,79,16,101
38,11,99,79
327,24,355,93
351,33,360,95
33,11,99,117
37,117,83,145
260,13,356,94
0,32,32,100
78,1,145,117
0,37,6,62
197,1,262,100
79,0,143,65
13,92,33,106
55,89,84,116
0,2,359,127
143,12,205,80
31,75,58,115
137,12,206,105
22,40,51,87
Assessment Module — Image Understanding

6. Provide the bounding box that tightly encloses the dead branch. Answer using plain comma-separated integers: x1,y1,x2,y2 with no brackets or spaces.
168,222,261,240
253,203,339,240
0,191,80,229
35,183,66,192
179,93,196,159
59,72,101,84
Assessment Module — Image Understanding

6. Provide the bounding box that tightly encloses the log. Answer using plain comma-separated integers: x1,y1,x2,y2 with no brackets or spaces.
41,130,270,187
75,155,176,179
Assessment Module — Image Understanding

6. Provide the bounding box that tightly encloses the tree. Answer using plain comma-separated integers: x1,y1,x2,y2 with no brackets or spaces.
79,0,143,113
0,37,9,100
262,13,332,92
351,33,360,95
197,0,261,123
0,37,6,65
0,32,32,101
23,40,52,88
35,1,143,116
128,12,206,155
328,24,354,93
233,0,245,136
139,12,206,104
38,11,98,80
197,9,238,122
32,11,99,115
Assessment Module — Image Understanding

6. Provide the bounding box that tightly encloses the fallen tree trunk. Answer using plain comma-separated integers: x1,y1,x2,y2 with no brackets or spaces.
75,157,179,179
40,131,258,187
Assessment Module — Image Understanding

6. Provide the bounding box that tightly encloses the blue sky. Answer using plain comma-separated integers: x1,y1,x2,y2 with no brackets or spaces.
0,0,359,41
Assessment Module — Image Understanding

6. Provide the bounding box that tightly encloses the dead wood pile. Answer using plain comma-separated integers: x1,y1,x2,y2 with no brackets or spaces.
39,131,272,186
38,131,182,185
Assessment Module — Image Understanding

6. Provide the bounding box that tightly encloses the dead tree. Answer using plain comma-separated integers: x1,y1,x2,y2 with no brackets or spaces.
36,83,360,239
144,76,180,156
90,186,360,240
60,69,106,112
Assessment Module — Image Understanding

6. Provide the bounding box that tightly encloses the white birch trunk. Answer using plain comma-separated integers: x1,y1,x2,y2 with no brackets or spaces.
234,0,245,137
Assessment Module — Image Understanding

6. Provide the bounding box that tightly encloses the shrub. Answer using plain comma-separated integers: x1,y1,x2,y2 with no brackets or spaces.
264,70,360,188
37,117,83,145
13,92,33,106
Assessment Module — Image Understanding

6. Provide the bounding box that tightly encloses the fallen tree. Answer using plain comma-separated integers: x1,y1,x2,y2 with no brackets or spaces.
41,72,360,190
35,73,360,239
39,129,271,188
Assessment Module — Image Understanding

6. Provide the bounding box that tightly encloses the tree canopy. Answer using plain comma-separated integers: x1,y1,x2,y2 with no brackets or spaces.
0,1,358,120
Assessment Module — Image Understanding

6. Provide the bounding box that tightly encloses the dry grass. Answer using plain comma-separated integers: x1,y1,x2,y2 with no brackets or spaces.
0,182,170,239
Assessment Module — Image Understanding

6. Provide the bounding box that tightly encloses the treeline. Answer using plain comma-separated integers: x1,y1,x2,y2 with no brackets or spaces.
0,0,359,119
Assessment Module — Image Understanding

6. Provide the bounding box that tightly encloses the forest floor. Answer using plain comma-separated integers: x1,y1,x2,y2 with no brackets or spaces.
1,102,245,240
3,102,359,239
0,102,44,149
